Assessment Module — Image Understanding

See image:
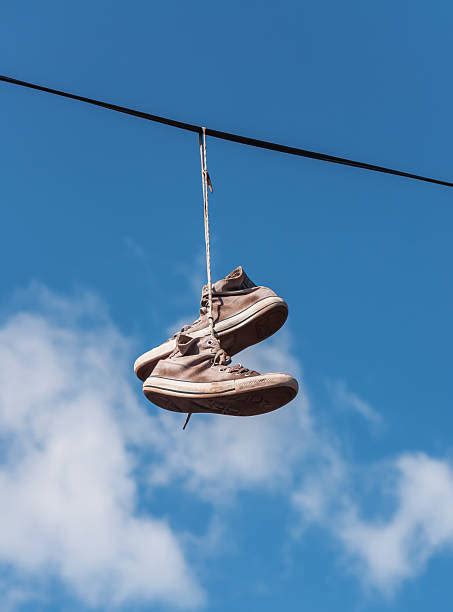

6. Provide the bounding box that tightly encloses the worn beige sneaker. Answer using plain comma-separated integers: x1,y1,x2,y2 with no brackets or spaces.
134,266,288,381
143,333,298,417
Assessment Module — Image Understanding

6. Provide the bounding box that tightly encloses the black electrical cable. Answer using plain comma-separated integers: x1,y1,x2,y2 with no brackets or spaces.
1,74,452,188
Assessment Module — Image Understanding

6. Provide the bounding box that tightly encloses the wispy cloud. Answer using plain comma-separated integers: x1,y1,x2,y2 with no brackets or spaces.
123,236,156,283
292,432,453,596
0,287,203,609
338,453,453,594
328,379,382,426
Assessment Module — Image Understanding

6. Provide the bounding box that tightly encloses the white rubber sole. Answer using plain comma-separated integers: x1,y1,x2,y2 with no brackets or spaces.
134,295,287,380
143,372,298,398
143,373,298,417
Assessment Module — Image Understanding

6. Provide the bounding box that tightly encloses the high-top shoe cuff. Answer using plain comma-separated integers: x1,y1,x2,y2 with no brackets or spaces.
202,266,256,294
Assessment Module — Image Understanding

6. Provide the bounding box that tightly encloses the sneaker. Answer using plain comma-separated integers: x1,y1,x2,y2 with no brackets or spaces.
142,333,298,417
134,266,288,381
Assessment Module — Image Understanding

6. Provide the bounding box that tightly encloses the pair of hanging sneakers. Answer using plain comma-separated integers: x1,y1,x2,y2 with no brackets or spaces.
134,267,299,421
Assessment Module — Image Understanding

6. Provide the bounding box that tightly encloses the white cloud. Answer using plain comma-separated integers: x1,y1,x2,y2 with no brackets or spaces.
292,444,453,595
328,379,382,426
292,442,349,524
339,453,453,593
0,287,203,609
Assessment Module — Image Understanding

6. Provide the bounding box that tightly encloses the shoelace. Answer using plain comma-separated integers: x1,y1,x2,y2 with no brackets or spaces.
175,286,253,339
171,294,212,338
179,338,256,431
212,347,231,366
212,347,255,375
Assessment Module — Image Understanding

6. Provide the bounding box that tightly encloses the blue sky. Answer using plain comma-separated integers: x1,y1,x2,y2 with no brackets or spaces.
1,1,453,610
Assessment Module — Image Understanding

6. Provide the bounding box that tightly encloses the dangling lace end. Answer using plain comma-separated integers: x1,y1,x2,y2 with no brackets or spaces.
182,413,192,430
206,171,213,193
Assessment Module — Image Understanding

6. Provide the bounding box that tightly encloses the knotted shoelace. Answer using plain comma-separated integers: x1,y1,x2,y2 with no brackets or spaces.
212,346,256,376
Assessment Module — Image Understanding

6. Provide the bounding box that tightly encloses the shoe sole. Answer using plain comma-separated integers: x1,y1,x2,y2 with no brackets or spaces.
143,373,298,417
134,296,288,381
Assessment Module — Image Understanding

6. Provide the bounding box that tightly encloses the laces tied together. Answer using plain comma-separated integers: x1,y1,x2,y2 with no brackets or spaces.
212,348,231,366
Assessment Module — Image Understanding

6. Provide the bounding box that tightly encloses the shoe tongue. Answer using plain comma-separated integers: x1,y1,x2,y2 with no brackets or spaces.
213,266,256,292
175,333,198,356
175,333,229,362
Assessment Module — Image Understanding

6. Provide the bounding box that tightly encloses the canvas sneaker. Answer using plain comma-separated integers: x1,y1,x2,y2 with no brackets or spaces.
134,266,288,381
143,333,298,417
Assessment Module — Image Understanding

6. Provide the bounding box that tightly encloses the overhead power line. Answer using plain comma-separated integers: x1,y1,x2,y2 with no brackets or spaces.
1,74,452,188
